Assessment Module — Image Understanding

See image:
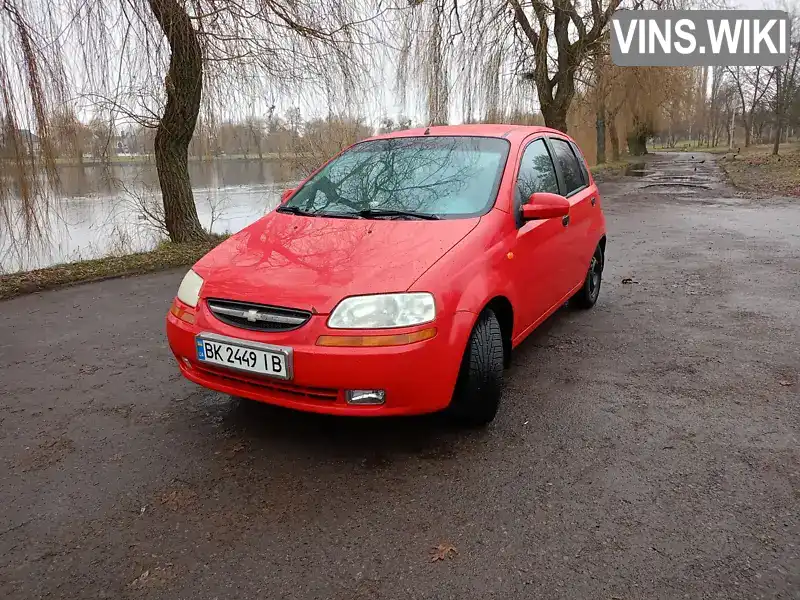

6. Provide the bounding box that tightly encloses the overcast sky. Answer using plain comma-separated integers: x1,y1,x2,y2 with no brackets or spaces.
3,0,796,131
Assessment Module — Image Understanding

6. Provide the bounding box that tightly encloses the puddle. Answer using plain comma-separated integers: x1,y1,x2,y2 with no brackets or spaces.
624,162,647,176
642,182,711,190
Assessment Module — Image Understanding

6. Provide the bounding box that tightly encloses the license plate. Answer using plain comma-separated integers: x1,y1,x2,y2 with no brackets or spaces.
195,333,292,380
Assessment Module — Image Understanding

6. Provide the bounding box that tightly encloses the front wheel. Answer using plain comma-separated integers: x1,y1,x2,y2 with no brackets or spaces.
570,244,603,309
447,309,505,426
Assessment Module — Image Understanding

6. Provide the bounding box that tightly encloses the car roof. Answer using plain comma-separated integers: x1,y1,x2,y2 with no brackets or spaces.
366,123,570,144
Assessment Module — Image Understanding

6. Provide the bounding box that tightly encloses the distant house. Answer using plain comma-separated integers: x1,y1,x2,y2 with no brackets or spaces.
113,131,142,156
0,128,40,155
18,129,40,153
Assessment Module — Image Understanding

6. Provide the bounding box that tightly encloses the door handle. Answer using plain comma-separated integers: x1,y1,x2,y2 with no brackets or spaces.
591,196,597,206
562,215,570,227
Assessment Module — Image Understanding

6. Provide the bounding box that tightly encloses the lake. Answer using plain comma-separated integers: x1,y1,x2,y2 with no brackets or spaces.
0,160,302,273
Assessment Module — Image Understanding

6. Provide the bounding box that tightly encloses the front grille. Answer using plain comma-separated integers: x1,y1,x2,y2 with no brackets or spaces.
207,298,311,332
195,363,339,402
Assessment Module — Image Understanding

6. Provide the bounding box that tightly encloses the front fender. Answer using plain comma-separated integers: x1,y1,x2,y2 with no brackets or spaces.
410,209,520,336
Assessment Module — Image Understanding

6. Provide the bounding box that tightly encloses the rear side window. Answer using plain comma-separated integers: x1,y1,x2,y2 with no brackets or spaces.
570,141,591,185
550,138,585,195
516,139,559,200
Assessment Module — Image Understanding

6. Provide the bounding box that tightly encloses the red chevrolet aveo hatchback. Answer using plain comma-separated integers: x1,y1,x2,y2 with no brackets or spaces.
166,124,606,425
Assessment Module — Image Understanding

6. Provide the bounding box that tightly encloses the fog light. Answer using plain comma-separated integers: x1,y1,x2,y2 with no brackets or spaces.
346,390,385,405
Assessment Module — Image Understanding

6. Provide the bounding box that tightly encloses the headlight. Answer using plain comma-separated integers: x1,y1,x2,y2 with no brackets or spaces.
176,269,204,308
327,293,435,329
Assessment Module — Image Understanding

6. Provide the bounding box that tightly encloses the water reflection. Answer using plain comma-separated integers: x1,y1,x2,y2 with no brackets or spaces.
0,160,301,273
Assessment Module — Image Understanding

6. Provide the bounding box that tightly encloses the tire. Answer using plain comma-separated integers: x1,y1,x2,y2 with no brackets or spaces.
448,309,505,426
570,244,604,309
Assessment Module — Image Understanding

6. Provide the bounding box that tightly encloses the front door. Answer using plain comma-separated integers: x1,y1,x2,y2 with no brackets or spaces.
510,137,573,333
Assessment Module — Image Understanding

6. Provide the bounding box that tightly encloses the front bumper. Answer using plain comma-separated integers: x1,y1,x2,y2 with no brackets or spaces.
166,299,475,416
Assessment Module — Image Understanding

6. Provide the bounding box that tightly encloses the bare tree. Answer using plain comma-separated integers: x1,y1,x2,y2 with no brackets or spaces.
727,66,775,147
1,0,373,245
771,13,800,155
399,0,622,132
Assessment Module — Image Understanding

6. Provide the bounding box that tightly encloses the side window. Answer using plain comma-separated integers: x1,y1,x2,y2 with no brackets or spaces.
570,141,590,185
550,138,585,196
516,139,559,201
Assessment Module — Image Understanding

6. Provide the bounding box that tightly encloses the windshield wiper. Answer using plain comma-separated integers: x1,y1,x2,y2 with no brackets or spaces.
276,206,366,219
316,212,365,219
355,209,441,220
276,205,315,216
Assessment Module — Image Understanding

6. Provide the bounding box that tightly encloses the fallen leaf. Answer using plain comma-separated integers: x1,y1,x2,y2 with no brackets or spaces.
779,380,792,387
621,277,638,284
159,488,197,510
431,543,457,562
128,569,150,588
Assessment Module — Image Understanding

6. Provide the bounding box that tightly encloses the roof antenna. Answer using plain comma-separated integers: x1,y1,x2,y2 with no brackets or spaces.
423,121,432,135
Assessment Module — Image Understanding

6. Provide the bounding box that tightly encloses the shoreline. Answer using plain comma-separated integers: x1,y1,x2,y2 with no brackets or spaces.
0,236,226,301
49,153,305,168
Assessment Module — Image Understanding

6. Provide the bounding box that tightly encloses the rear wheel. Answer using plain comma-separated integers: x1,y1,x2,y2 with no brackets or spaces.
448,309,505,426
570,244,603,309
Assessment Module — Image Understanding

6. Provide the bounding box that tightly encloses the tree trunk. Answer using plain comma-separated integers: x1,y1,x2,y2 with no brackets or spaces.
148,0,206,243
609,118,620,162
628,116,649,156
772,69,783,156
743,114,752,147
772,122,781,155
595,103,606,165
627,133,648,156
541,102,569,133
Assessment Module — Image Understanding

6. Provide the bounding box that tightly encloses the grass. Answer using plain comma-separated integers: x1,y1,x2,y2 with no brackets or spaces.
652,139,737,154
0,235,228,301
716,142,800,197
656,145,742,155
590,158,634,177
590,154,653,179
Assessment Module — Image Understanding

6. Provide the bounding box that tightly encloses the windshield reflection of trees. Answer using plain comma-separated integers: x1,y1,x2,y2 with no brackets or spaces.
288,137,506,217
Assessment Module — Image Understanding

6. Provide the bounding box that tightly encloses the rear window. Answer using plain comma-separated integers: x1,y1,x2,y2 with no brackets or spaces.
550,138,586,196
285,136,510,218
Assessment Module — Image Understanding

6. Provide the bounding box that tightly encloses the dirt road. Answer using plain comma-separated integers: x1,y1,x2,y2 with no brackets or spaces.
1,153,798,599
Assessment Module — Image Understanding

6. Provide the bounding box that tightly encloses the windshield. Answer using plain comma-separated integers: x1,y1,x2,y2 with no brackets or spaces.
282,136,510,219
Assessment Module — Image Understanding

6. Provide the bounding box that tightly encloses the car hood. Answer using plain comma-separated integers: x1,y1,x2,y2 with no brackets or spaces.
194,212,480,314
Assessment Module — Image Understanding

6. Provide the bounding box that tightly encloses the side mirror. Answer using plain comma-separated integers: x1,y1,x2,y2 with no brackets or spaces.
281,188,296,203
521,192,569,220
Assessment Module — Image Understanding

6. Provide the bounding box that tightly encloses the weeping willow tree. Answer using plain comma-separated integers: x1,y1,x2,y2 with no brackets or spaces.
397,0,621,131
0,0,371,247
584,47,694,160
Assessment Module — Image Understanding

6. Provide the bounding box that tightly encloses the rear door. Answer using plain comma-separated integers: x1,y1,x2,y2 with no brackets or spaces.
546,136,598,291
510,137,572,333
